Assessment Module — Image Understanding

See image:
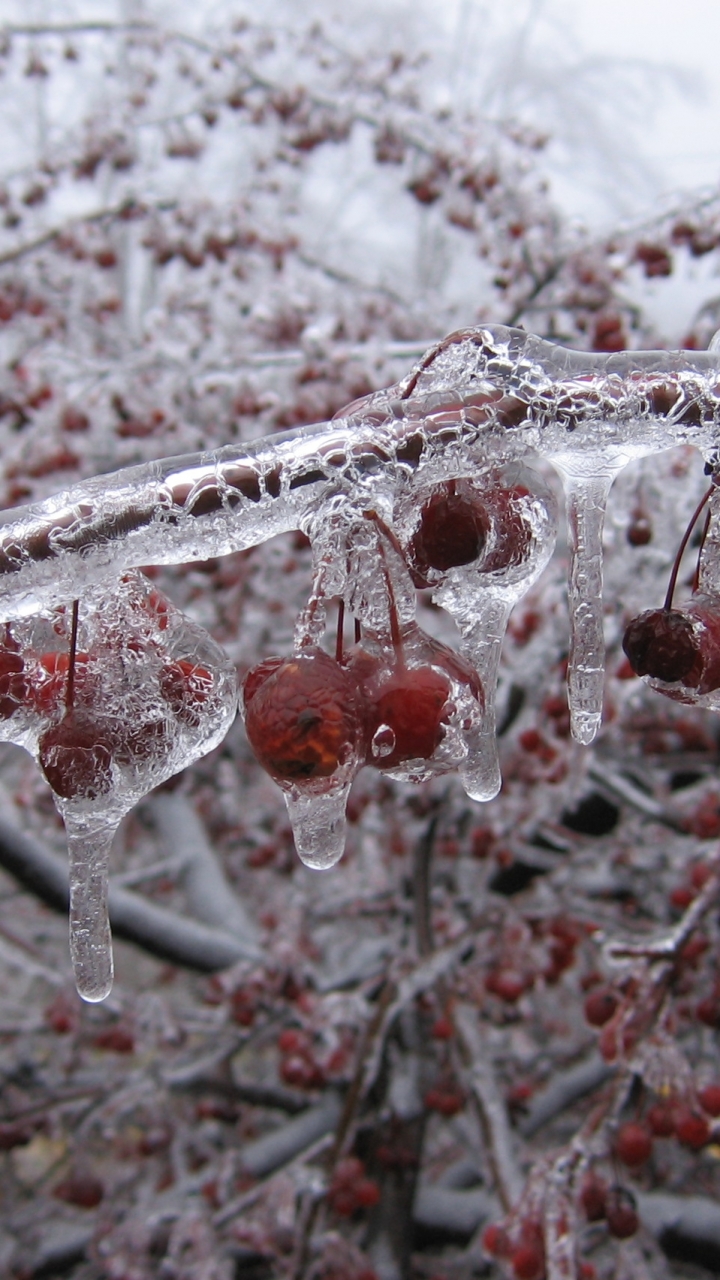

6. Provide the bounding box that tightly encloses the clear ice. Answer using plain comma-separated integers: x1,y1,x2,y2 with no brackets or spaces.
0,573,238,999
0,325,719,902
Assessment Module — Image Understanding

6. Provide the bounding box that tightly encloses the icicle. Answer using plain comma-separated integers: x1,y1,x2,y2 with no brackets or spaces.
284,782,351,871
447,588,525,801
551,454,629,745
65,817,116,1003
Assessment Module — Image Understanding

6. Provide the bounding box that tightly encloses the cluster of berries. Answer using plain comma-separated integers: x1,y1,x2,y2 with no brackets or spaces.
0,579,217,804
623,480,720,702
242,481,534,799
326,1156,381,1217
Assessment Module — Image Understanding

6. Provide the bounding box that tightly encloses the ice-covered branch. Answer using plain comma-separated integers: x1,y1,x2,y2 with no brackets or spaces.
0,325,718,621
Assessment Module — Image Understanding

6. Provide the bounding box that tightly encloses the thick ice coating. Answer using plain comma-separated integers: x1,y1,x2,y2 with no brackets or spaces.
0,573,238,999
1,325,720,927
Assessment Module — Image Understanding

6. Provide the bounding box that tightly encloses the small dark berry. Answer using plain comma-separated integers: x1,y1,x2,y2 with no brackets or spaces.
622,609,700,684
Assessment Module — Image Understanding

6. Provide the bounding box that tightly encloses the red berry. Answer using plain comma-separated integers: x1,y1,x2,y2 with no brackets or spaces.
696,996,720,1028
673,1107,710,1149
431,1016,453,1040
580,1174,607,1222
614,1121,653,1168
243,649,366,784
30,650,92,715
93,1024,135,1053
584,987,619,1027
486,969,526,1002
38,712,114,800
159,658,213,726
646,1102,675,1138
366,664,450,767
512,1245,545,1280
355,1177,381,1207
0,641,27,719
627,514,652,546
605,1186,639,1239
53,1169,104,1209
482,1223,510,1257
622,608,700,684
698,1083,720,1117
407,480,489,586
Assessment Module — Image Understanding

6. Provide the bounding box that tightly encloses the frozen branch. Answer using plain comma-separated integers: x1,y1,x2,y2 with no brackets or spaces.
518,1053,614,1138
0,814,257,971
149,792,259,948
0,326,718,621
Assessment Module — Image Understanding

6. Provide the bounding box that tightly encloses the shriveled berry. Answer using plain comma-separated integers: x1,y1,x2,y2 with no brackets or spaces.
243,648,366,784
614,1121,653,1168
605,1186,639,1239
584,987,618,1027
622,609,700,684
38,712,114,800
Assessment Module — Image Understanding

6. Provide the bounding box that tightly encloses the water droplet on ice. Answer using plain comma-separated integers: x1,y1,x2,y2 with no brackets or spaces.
371,724,396,759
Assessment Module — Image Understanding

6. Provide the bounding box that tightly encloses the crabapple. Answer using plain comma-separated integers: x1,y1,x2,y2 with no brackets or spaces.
38,711,114,801
614,1121,653,1168
159,658,213,726
604,1187,639,1239
242,647,367,784
407,479,489,586
622,608,701,685
583,987,618,1027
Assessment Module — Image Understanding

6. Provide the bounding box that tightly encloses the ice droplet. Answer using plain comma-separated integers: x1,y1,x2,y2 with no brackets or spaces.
284,783,351,870
551,454,629,745
66,819,115,1003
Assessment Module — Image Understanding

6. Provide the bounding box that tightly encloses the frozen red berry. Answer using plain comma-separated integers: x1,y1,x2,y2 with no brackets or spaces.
243,648,366,784
584,987,619,1027
512,1243,545,1280
159,658,213,726
407,480,489,586
580,1174,607,1222
622,608,700,684
605,1186,639,1239
673,1106,710,1149
38,712,114,800
614,1121,653,1168
646,1102,675,1138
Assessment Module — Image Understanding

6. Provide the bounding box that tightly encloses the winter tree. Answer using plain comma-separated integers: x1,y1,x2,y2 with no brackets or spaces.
0,6,720,1280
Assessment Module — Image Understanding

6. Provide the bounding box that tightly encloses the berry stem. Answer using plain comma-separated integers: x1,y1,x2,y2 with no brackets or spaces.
364,510,405,665
664,482,715,611
65,600,79,714
335,598,345,664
